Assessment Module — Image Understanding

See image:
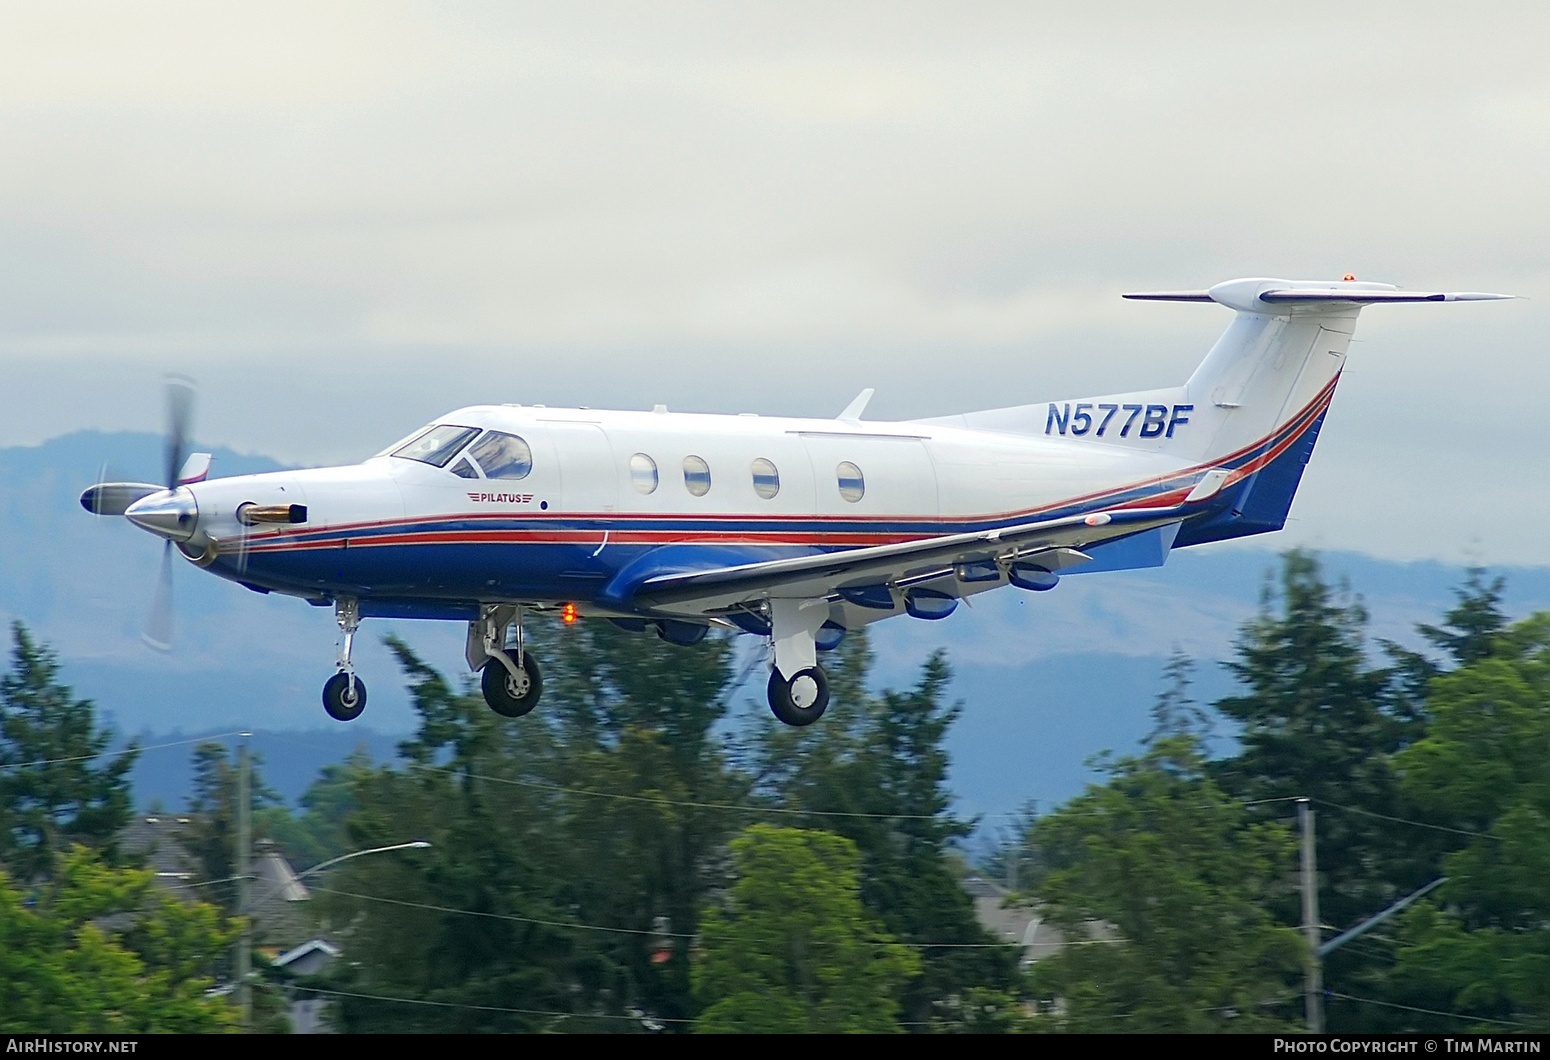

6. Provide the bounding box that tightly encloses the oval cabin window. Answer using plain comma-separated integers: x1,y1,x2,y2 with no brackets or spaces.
751,458,780,500
630,453,659,495
683,455,711,497
837,461,865,503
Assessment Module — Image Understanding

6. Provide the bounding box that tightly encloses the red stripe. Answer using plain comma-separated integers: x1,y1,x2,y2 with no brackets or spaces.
234,377,1341,558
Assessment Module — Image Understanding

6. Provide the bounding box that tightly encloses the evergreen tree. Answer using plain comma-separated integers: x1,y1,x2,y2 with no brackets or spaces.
322,636,598,1033
1386,568,1510,727
324,621,744,1032
1028,734,1303,1032
1208,554,1512,1032
175,740,281,916
1210,554,1417,918
1388,613,1550,1031
1418,568,1510,668
0,623,137,881
1143,650,1212,749
534,618,746,1028
256,747,369,870
693,824,919,1033
754,637,1022,1028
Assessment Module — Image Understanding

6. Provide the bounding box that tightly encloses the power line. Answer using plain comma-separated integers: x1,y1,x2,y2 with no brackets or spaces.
10,726,1489,843
311,883,1041,951
401,759,950,821
312,885,691,939
0,730,249,772
1311,798,1497,841
266,730,952,822
1326,991,1526,1029
301,984,695,1026
303,983,964,1029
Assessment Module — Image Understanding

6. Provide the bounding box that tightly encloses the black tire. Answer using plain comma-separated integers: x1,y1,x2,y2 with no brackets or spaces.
323,671,367,722
482,651,543,718
767,665,829,727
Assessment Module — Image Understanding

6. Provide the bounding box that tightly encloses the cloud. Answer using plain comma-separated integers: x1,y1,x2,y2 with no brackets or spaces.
1,2,1546,561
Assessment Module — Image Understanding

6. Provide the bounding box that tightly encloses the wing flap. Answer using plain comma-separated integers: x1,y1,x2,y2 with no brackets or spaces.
632,506,1191,614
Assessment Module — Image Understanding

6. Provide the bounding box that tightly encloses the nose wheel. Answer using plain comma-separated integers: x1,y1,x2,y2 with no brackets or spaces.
322,596,367,722
767,665,829,727
323,671,367,722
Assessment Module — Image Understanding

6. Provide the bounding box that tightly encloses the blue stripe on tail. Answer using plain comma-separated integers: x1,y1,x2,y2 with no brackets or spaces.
1174,409,1330,548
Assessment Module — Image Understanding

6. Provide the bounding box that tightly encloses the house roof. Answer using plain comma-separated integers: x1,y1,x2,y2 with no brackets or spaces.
275,938,340,968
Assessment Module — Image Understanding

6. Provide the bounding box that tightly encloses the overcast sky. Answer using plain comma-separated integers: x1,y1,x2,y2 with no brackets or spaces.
2,2,1547,563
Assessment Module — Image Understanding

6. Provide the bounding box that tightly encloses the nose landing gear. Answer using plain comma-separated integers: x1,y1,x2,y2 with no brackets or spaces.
323,597,367,722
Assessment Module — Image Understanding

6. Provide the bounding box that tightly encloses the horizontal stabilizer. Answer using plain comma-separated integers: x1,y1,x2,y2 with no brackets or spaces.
1125,278,1512,310
1121,291,1216,302
1257,289,1512,304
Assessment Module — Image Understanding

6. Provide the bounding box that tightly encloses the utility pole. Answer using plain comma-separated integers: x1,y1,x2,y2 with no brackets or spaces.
1299,798,1323,1034
237,732,251,1032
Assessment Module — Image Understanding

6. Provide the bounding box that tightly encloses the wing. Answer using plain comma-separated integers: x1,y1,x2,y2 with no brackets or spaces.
630,504,1193,617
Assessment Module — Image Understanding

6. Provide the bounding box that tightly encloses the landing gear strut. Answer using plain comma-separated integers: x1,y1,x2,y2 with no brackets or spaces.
765,598,832,727
323,597,367,721
469,604,545,718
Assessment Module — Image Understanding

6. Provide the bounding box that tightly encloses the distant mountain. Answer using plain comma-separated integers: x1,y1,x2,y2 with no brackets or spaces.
7,431,1550,823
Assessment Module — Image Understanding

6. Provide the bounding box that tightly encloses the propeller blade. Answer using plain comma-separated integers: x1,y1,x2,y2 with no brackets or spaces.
162,375,196,490
143,541,175,652
212,527,252,576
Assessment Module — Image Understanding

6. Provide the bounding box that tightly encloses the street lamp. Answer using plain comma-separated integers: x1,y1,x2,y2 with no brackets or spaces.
285,841,433,891
238,838,432,1030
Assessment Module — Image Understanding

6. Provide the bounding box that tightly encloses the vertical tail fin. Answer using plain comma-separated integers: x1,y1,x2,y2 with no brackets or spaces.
927,277,1509,541
1127,278,1509,542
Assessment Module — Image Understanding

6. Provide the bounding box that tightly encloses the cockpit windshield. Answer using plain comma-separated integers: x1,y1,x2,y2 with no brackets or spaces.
466,431,534,479
390,425,481,468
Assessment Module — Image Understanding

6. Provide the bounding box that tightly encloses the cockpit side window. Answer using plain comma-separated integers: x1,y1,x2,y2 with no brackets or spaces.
391,425,481,468
467,431,534,480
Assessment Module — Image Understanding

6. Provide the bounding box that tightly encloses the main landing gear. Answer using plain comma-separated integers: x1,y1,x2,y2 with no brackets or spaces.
764,598,831,727
469,604,544,718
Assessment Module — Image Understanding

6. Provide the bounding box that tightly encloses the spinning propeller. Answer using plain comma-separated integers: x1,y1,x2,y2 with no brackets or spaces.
79,376,204,651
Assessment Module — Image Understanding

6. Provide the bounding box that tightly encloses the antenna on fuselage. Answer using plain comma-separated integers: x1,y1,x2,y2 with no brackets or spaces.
837,388,874,424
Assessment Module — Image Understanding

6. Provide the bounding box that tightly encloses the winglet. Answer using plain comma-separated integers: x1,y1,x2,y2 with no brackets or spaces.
837,388,875,423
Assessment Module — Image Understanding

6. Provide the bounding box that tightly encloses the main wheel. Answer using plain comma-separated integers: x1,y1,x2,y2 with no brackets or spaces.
482,651,543,718
767,665,829,727
323,672,367,722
